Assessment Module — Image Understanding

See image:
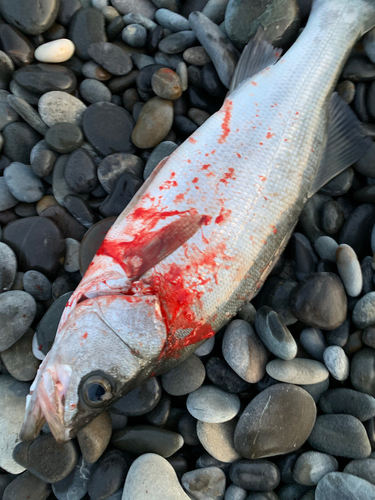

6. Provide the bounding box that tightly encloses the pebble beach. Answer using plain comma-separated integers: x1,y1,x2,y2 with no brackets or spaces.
2,0,375,499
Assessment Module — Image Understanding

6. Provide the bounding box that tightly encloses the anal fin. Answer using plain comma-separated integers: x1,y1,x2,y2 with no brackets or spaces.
309,92,372,197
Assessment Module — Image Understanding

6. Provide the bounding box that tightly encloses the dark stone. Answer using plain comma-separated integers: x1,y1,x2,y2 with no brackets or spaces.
79,217,116,274
353,184,375,204
0,0,58,35
146,393,171,427
298,194,330,243
351,347,375,397
68,8,107,61
106,16,125,41
177,411,200,446
355,141,375,178
108,70,139,94
111,377,162,416
44,23,67,42
319,388,375,422
98,152,144,193
0,23,34,67
0,51,14,89
290,233,318,281
136,63,165,97
158,30,197,54
290,273,347,330
57,0,82,26
321,200,345,235
3,471,50,500
13,63,76,95
187,85,221,114
88,42,133,76
64,194,98,228
229,459,280,491
148,25,164,53
87,449,128,500
206,356,252,393
52,456,94,500
2,217,65,278
201,62,227,98
64,149,99,193
342,55,375,82
325,317,350,347
173,115,198,139
363,326,375,349
40,205,86,241
99,172,143,217
2,122,41,163
45,123,83,154
339,204,375,261
52,275,75,300
265,279,298,326
320,168,354,196
82,102,135,156
1,328,40,381
354,82,370,122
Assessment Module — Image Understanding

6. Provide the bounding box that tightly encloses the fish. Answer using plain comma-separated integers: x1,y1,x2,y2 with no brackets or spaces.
21,0,375,442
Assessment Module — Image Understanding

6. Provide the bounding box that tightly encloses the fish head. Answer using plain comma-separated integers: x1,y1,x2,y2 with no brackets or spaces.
21,294,167,442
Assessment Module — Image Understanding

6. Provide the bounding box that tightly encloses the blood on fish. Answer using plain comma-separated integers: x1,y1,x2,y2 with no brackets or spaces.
219,167,236,186
236,153,241,158
218,100,233,144
266,132,275,139
259,175,267,181
83,332,88,339
174,193,185,203
215,205,231,224
192,177,199,183
188,137,198,144
251,81,257,86
202,164,210,170
259,142,263,145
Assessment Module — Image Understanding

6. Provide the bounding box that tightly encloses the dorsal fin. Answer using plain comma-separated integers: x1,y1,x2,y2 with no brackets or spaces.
308,92,372,197
229,29,282,93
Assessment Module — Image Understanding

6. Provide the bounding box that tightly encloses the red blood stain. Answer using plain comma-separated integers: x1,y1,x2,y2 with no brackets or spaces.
159,179,178,191
263,196,268,201
211,149,216,154
284,139,288,142
218,100,233,144
215,205,231,224
259,142,263,146
38,344,43,351
236,153,241,158
259,175,267,181
266,132,275,139
192,177,199,183
188,137,197,144
187,159,192,164
295,112,299,115
251,81,257,86
171,172,176,177
220,167,236,186
273,227,277,234
174,193,185,203
83,332,88,339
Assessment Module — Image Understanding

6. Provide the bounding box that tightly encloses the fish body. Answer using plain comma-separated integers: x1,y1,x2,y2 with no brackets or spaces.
21,0,375,442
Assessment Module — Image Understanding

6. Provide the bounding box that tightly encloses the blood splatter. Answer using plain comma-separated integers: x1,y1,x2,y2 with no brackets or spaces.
266,132,275,139
218,100,233,144
188,137,197,144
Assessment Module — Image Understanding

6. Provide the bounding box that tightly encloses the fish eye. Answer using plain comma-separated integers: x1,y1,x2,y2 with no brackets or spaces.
82,375,113,407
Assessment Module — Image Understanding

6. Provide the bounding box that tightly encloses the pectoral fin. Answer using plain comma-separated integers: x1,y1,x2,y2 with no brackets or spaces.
308,92,372,197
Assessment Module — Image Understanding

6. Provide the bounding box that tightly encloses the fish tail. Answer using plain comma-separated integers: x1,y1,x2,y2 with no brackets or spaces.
312,0,375,36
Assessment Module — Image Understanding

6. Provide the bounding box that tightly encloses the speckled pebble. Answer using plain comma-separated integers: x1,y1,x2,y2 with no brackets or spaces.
38,91,87,127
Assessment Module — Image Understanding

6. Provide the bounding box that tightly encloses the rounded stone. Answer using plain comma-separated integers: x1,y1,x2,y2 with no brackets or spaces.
111,377,162,416
339,203,375,261
68,8,107,61
197,418,241,463
82,102,135,156
0,177,18,211
98,153,144,193
266,358,329,385
206,356,252,394
222,319,268,383
87,42,132,76
315,472,375,500
1,328,40,382
183,46,211,66
343,458,375,485
299,328,326,362
336,244,363,297
290,272,347,330
234,384,317,460
52,456,94,500
314,237,338,263
2,123,41,164
132,96,174,149
0,290,36,351
77,411,112,464
87,449,128,500
34,38,75,63
323,346,349,381
39,91,86,127
64,148,98,194
64,194,97,229
121,24,147,48
13,63,77,96
319,388,375,422
229,459,280,491
161,354,206,396
3,470,50,500
80,78,112,104
308,415,372,459
4,162,43,203
0,242,17,292
63,238,80,273
45,123,83,154
79,217,116,274
255,306,297,360
181,467,226,500
151,68,182,100
293,451,338,486
143,140,177,179
99,172,143,217
351,347,375,397
23,270,52,300
186,385,241,423
352,292,375,329
39,205,86,241
0,0,59,35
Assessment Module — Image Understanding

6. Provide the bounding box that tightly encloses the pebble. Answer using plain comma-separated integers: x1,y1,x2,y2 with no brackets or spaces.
132,96,173,149
0,51,14,90
0,242,17,292
0,0,58,34
34,39,75,63
186,385,241,423
183,46,211,66
68,8,106,60
1,328,39,382
314,236,339,262
122,453,190,500
2,123,41,164
97,152,143,192
321,200,345,234
206,356,251,393
0,24,35,67
320,388,375,422
112,425,184,457
224,484,247,500
0,97,19,132
222,319,268,383
40,204,86,241
363,326,375,348
189,11,238,88
83,101,135,156
0,375,30,473
82,61,112,81
52,155,78,208
3,471,50,500
351,347,375,397
255,306,297,360
52,456,94,500
121,23,147,47
146,393,171,426
0,290,36,351
290,272,347,330
315,472,375,500
182,466,226,500
6,95,48,136
195,335,215,357
99,172,143,217
112,377,161,416
308,414,371,459
326,316,350,347
161,354,206,396
197,418,241,463
4,162,43,203
344,458,375,485
159,30,197,54
340,203,375,261
352,292,375,329
23,270,51,300
79,217,115,273
63,238,80,273
45,123,83,154
234,383,316,459
87,449,128,500
337,80,356,103
13,63,77,96
266,358,329,385
88,42,133,76
299,193,330,243
151,67,182,100
123,12,157,30
0,177,18,211
323,346,349,381
355,141,375,177
229,459,280,492
155,8,191,32
293,451,338,486
38,91,87,127
143,140,177,179
299,327,326,362
77,411,112,463
335,244,363,297
64,195,96,229
80,78,112,103
64,148,98,193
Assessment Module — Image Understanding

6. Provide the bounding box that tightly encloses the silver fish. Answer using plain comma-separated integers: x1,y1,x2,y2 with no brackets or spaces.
21,0,375,442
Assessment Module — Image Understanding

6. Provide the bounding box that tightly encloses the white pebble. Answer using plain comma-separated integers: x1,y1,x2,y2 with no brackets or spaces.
336,243,363,297
34,39,75,63
323,346,349,381
92,0,108,9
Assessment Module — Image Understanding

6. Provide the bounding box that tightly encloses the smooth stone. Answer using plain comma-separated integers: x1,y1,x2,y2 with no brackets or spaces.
340,203,375,261
353,293,375,329
82,61,112,81
52,456,94,500
201,61,226,98
0,290,36,351
177,411,200,446
188,11,238,89
237,301,256,325
1,328,39,381
87,449,128,500
323,345,349,381
0,177,18,211
121,23,147,47
255,306,297,360
23,270,51,300
0,98,19,131
68,8,106,60
194,336,215,357
146,393,171,426
40,205,86,241
320,168,354,196
63,238,80,273
112,0,156,17
0,0,58,35
158,30,197,54
98,152,143,192
325,316,349,348
299,328,326,362
52,155,79,207
234,383,316,459
79,217,116,274
293,451,338,486
132,96,173,148
151,67,182,100
363,326,375,349
3,216,65,278
34,38,75,63
351,347,375,397
64,148,98,194
342,54,375,81
183,46,211,66
319,388,375,422
301,378,330,404
52,275,75,299
290,272,347,330
45,123,83,154
80,78,112,103
88,42,133,76
176,61,188,91
206,356,252,393
315,472,375,500
266,358,329,385
4,162,43,203
355,141,375,178
195,453,230,474
229,459,280,491
64,195,96,229
77,411,112,463
182,467,226,500
224,484,247,500
143,140,177,179
308,414,371,459
222,319,268,383
3,471,50,500
336,244,362,297
82,101,135,156
13,433,78,483
174,115,198,138
0,242,17,292
99,172,143,217
186,385,240,423
337,80,356,104
314,236,339,262
13,63,76,95
122,453,190,500
154,51,184,69
299,193,330,243
39,91,87,127
0,375,29,473
197,418,241,463
0,51,14,90
112,425,184,457
264,279,297,325
123,12,157,29
161,354,206,396
344,458,375,485
2,123,41,164
321,199,345,234
344,330,364,357
6,95,48,135
0,24,34,66
111,377,161,416
35,292,73,355
155,8,190,32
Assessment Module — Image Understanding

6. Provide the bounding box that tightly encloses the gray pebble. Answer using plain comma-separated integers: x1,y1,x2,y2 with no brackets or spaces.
293,451,338,486
52,456,94,500
158,30,197,54
187,385,240,423
337,80,356,104
9,79,39,106
64,238,80,273
319,388,375,422
183,46,211,66
266,358,329,385
31,148,57,178
0,177,18,211
143,140,178,179
336,244,363,297
255,306,297,360
122,24,147,48
351,347,375,397
52,155,80,207
0,242,17,292
23,271,51,300
224,484,247,500
82,60,112,81
197,418,241,463
352,291,375,328
314,236,338,262
315,472,375,500
323,345,349,381
237,301,256,325
0,97,19,131
4,162,44,203
0,290,36,351
161,354,206,396
1,328,40,382
299,328,326,362
202,0,230,24
38,91,87,127
343,458,375,485
7,95,48,135
176,61,188,91
155,8,190,32
132,53,156,70
123,12,157,30
30,139,49,163
301,378,330,404
98,152,144,192
80,78,112,103
77,411,112,463
194,335,215,356
182,467,226,500
154,51,183,69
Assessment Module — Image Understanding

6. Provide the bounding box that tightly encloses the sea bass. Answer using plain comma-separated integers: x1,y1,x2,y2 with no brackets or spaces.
21,0,375,442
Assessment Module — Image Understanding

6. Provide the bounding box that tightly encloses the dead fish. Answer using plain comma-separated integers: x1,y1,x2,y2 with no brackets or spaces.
21,0,375,442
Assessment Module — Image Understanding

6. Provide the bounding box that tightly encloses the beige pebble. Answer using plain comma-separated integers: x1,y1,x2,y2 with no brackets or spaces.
34,39,75,63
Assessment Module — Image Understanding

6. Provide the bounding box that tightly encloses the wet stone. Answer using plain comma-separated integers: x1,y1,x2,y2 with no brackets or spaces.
229,459,280,492
197,419,241,463
0,242,17,292
77,411,112,464
80,78,112,103
2,123,41,164
222,319,268,383
3,471,50,500
87,449,128,500
65,148,98,194
52,275,75,299
224,484,247,500
45,123,83,154
174,115,198,138
293,451,338,486
82,61,112,81
206,356,252,393
13,63,76,96
255,306,297,360
68,8,106,60
39,91,87,127
98,152,144,192
82,102,135,156
112,377,161,416
132,97,173,149
300,328,326,362
0,24,35,67
143,140,177,179
123,88,141,112
187,385,240,423
161,354,206,396
88,42,133,76
1,328,39,382
0,0,58,35
52,456,94,500
308,414,371,459
182,466,226,500
99,172,143,217
351,347,375,397
299,193,330,243
23,270,51,301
